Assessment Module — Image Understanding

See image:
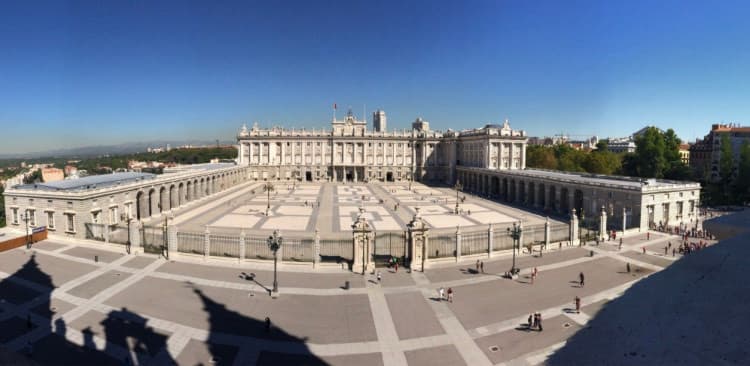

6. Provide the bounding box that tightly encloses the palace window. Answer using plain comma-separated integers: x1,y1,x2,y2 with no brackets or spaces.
91,210,101,224
12,208,18,225
28,209,36,226
46,211,55,229
66,214,76,233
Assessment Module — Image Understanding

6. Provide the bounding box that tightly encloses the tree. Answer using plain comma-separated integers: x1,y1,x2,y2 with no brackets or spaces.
735,141,750,203
525,145,557,169
595,140,609,152
633,127,667,178
23,169,43,184
719,133,734,199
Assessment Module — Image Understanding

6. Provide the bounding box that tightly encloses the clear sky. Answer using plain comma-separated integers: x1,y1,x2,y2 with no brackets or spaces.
1,0,749,154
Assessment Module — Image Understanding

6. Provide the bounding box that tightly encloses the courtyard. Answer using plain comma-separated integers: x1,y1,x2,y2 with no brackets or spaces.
0,227,704,365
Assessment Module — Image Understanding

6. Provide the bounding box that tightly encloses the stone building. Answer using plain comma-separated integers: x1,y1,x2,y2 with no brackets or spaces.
690,123,750,182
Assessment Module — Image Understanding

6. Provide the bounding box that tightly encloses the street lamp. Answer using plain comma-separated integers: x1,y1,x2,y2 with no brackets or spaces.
162,216,170,260
506,222,522,278
454,181,463,214
23,210,31,249
120,213,132,254
267,230,283,297
262,182,275,216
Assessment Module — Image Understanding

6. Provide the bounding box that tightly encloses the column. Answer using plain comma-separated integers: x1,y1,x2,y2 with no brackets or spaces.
509,143,514,169
520,142,526,169
313,229,321,269
599,205,607,241
407,207,429,272
239,231,246,263
622,207,627,234
570,209,579,246
544,216,550,248
249,143,253,164
455,226,462,262
168,221,177,255
204,227,210,259
130,220,141,248
487,223,494,257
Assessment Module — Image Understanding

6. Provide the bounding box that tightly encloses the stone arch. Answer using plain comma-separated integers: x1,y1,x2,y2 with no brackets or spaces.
148,188,157,217
169,184,177,210
502,178,509,202
548,185,557,213
178,182,184,206
136,191,146,220
538,183,546,208
159,186,168,213
528,182,536,207
491,176,500,197
560,187,569,213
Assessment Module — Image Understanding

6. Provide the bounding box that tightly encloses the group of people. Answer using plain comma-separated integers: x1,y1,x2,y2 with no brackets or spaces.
527,312,543,331
680,240,709,255
437,286,454,302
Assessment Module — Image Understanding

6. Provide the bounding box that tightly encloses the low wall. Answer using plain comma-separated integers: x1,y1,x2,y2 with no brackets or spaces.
0,229,48,253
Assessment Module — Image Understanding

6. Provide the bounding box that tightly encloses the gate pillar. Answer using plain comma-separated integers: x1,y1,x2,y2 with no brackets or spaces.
408,207,429,272
352,206,374,274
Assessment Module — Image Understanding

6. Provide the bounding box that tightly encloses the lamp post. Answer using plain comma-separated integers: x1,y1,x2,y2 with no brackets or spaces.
262,182,275,216
267,230,283,297
454,181,463,214
506,222,522,278
578,209,585,246
121,213,132,254
23,210,30,249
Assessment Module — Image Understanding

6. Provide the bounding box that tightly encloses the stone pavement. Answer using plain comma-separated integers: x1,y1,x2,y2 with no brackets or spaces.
0,229,699,365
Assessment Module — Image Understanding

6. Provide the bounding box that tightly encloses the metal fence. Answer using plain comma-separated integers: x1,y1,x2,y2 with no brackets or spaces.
177,231,204,255
373,231,407,266
141,226,165,254
84,223,106,242
281,238,314,262
550,222,570,243
108,224,130,245
245,236,274,260
461,230,488,255
430,234,455,258
319,237,353,263
492,229,514,251
522,224,545,245
209,234,240,258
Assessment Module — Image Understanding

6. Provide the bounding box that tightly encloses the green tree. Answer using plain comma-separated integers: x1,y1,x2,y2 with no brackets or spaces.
595,140,609,152
719,133,734,201
735,140,750,203
525,145,557,169
633,127,667,178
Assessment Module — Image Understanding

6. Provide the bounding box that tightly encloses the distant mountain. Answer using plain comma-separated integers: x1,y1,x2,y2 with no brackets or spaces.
0,140,236,159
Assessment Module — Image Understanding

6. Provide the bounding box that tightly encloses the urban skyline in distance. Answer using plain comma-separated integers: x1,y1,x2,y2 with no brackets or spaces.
1,0,749,155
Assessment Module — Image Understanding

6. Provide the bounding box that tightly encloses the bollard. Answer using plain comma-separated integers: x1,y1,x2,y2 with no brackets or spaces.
344,280,350,290
95,255,99,263
589,250,594,257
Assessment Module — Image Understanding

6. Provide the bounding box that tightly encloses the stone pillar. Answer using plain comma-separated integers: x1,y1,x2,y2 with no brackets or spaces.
130,220,141,249
544,216,551,248
570,209,579,246
622,207,627,234
351,207,373,274
104,224,110,243
455,226,462,262
313,229,321,269
487,223,494,258
599,205,607,241
239,230,246,263
204,227,210,259
407,207,429,272
167,221,177,254
518,222,524,252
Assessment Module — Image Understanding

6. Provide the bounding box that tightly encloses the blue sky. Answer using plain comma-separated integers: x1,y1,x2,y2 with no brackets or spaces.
1,0,749,154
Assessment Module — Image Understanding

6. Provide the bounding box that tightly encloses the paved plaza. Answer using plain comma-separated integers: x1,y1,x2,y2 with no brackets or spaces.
0,227,713,365
173,182,552,236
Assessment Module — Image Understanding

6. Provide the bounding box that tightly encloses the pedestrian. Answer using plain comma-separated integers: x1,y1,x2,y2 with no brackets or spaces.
476,260,480,273
626,262,631,273
575,296,581,313
480,261,484,273
579,272,585,287
394,260,399,273
528,314,534,330
668,241,672,249
438,287,445,301
447,287,453,303
377,271,382,284
672,248,676,257
647,232,650,240
531,271,535,285
642,247,646,254
534,267,538,277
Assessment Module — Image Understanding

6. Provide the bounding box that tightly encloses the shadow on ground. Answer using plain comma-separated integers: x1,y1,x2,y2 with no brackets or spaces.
0,250,326,365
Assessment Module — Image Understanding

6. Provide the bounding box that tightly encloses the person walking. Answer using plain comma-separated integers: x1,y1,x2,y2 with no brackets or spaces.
672,248,676,257
537,313,543,331
642,247,646,254
528,314,534,330
377,271,382,284
575,296,581,313
480,261,484,273
394,260,399,273
626,262,631,273
438,287,445,301
476,260,480,273
579,272,585,287
447,287,454,303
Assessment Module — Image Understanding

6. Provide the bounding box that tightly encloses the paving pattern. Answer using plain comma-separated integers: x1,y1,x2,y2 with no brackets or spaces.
176,182,555,236
0,228,713,365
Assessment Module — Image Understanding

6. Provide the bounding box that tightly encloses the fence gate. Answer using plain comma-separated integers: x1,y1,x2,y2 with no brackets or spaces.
373,231,407,267
319,237,353,265
141,226,165,255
